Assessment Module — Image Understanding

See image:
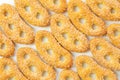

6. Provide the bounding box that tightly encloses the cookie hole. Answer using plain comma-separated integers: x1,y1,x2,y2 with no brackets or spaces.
57,21,62,27
54,0,59,5
0,43,6,50
82,62,88,68
42,71,48,77
62,33,68,39
20,31,25,38
36,13,41,19
24,6,31,12
4,11,9,17
73,6,79,12
74,39,80,46
104,55,111,61
92,24,98,30
89,73,96,79
29,65,36,72
111,8,115,14
96,45,102,50
97,3,103,9
24,54,29,59
8,77,14,80
66,76,73,80
60,56,65,62
4,65,10,70
79,18,85,24
46,49,53,55
8,24,14,30
41,37,48,43
103,76,109,80
114,30,120,37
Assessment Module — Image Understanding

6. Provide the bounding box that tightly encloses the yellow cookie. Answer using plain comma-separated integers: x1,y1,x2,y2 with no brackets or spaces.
0,31,14,57
68,0,106,36
14,0,50,27
86,0,120,20
75,56,117,80
51,14,89,52
59,69,80,80
35,30,73,69
17,47,56,80
90,38,120,70
0,58,28,80
107,24,120,48
39,0,67,13
0,4,34,44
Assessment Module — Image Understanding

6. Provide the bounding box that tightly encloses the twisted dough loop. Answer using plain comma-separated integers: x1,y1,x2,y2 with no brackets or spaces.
90,38,120,70
35,30,73,69
59,70,80,80
17,47,56,80
0,58,28,80
0,31,14,57
68,0,106,36
75,56,117,80
107,24,120,48
86,0,120,20
14,0,50,27
51,14,89,52
0,4,34,44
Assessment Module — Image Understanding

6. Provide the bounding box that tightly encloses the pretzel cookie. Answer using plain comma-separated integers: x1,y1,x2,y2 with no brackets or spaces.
0,4,34,44
59,70,80,80
35,30,73,69
0,58,28,80
0,31,14,57
39,0,67,13
51,14,89,52
68,0,106,36
14,0,50,27
75,56,117,80
86,0,120,20
17,47,56,80
107,24,120,48
90,38,120,70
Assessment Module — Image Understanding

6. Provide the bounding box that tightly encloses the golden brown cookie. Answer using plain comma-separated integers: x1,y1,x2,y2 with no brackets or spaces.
59,69,80,80
0,58,28,80
14,0,50,27
68,0,106,36
0,31,14,57
0,4,34,44
35,30,73,69
17,47,56,80
107,24,120,48
39,0,67,13
51,14,89,52
90,38,120,70
86,0,120,20
75,56,117,80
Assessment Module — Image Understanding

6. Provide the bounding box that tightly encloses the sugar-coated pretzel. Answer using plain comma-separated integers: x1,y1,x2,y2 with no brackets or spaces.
68,0,106,36
86,0,120,20
51,14,89,52
0,58,28,80
75,56,117,80
35,30,73,69
39,0,67,13
17,47,56,80
90,38,120,70
14,0,50,27
0,4,34,44
0,31,14,57
59,69,80,80
107,24,120,48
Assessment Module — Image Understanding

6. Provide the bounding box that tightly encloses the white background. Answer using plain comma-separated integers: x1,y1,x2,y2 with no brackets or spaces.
0,0,120,80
